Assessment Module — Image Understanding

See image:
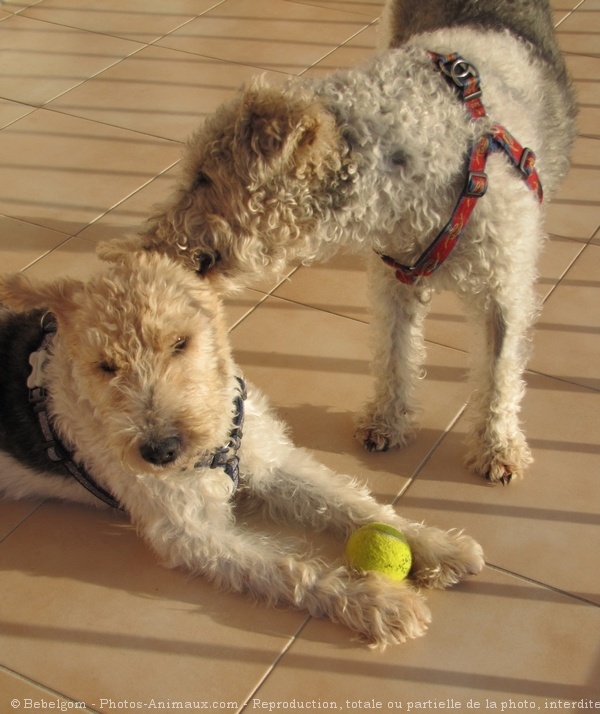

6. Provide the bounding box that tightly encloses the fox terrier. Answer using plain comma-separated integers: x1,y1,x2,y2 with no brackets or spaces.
0,248,483,647
133,0,577,484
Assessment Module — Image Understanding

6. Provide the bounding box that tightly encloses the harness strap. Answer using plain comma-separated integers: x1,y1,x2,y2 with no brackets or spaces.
379,52,543,286
28,315,123,510
30,386,124,510
29,316,247,507
194,376,247,491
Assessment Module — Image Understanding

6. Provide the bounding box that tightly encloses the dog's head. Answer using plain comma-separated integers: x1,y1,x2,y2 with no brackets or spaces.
0,250,237,477
139,78,350,289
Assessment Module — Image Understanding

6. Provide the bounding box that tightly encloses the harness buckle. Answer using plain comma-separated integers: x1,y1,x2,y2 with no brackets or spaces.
29,386,47,404
518,147,536,177
440,58,479,88
465,171,488,198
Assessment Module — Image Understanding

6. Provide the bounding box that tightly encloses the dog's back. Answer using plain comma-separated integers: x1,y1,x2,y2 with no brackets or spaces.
383,0,564,74
379,0,576,195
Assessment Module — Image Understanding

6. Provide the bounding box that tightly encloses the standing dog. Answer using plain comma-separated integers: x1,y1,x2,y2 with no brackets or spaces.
0,248,483,647
134,0,577,484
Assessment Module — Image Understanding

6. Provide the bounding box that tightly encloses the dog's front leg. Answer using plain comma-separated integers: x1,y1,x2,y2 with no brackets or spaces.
243,434,484,590
464,284,538,483
355,255,430,452
132,491,431,647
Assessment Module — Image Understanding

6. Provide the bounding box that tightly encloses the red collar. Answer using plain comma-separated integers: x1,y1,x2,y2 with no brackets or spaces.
379,52,543,286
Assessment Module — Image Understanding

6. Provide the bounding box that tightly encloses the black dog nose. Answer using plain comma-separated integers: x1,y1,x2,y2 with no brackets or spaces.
140,436,181,466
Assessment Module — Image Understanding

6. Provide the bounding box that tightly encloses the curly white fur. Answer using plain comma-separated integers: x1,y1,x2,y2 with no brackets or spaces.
136,0,576,483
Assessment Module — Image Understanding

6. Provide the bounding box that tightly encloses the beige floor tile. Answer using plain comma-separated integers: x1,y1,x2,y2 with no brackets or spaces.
557,12,600,56
21,237,102,280
545,137,600,239
224,288,269,329
554,9,572,26
0,14,143,107
0,216,71,272
229,295,471,501
77,167,180,243
289,0,384,20
565,57,600,137
274,253,370,323
48,47,284,142
394,372,600,602
531,243,600,390
0,0,42,11
565,51,600,81
251,568,600,706
0,99,35,129
0,500,41,541
303,23,379,76
551,0,585,9
577,104,600,138
553,165,600,203
0,110,179,235
546,200,600,241
22,0,216,44
573,76,600,107
0,667,85,710
156,0,370,75
0,502,304,712
557,7,600,32
537,234,586,299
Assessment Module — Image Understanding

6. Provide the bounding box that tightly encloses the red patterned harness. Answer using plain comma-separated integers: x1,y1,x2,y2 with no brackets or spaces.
378,52,543,285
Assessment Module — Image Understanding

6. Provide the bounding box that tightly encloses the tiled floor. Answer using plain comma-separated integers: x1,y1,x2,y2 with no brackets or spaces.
0,0,598,711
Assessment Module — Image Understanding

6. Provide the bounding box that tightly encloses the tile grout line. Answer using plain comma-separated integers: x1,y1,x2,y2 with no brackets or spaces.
486,562,600,608
237,617,312,714
0,500,46,545
392,400,469,506
0,663,99,713
540,238,588,305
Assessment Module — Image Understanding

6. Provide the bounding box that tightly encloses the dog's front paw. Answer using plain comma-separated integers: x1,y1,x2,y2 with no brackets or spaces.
406,526,484,589
311,569,430,647
354,410,418,453
345,573,431,647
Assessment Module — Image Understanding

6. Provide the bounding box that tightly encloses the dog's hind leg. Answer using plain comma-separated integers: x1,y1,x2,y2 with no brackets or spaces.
355,255,430,452
464,278,539,484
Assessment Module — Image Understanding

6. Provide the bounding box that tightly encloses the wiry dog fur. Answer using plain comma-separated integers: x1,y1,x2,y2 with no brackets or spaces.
134,0,577,484
0,249,483,647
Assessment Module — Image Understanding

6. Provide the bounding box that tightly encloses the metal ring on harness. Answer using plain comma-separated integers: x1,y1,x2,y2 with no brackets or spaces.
439,58,479,87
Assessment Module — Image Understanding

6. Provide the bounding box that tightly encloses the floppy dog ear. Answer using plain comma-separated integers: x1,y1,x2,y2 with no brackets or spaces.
234,85,334,168
0,272,83,323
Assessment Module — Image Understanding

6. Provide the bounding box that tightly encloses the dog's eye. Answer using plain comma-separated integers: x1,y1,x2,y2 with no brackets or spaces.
98,361,117,374
195,171,212,188
173,336,189,353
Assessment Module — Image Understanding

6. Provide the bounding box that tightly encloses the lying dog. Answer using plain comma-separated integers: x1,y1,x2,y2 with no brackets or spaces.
134,0,577,484
0,247,483,647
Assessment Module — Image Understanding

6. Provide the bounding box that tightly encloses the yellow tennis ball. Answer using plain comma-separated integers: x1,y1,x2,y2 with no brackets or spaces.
345,523,412,581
